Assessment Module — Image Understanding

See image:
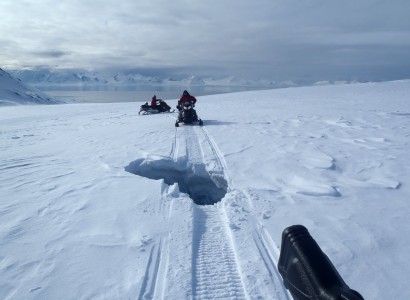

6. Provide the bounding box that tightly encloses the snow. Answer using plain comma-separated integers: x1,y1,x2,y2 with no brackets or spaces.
1,80,410,299
0,68,60,106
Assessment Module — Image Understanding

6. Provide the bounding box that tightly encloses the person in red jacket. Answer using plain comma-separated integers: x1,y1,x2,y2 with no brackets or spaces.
150,95,172,112
151,95,158,108
177,90,198,121
177,90,197,108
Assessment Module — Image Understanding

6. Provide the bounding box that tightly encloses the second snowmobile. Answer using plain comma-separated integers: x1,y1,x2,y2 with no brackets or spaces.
139,100,174,115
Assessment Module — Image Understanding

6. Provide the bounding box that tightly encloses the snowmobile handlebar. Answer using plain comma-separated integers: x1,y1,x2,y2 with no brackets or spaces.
278,225,364,300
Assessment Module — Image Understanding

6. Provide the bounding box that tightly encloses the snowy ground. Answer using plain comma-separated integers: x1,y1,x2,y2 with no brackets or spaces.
1,81,410,299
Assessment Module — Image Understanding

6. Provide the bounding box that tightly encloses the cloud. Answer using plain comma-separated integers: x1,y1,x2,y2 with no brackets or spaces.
1,0,410,81
33,50,70,58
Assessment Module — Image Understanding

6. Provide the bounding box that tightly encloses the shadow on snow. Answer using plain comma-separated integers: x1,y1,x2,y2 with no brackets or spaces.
125,156,227,205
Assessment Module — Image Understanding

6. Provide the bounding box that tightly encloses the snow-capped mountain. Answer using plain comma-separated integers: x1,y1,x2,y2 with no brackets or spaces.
0,68,61,105
8,68,374,94
9,68,283,88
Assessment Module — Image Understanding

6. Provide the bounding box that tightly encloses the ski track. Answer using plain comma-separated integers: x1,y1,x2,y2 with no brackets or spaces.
252,229,286,298
137,134,178,300
138,239,163,300
245,197,291,300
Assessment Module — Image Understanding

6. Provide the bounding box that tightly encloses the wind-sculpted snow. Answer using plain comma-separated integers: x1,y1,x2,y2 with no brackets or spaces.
126,125,231,206
125,155,227,205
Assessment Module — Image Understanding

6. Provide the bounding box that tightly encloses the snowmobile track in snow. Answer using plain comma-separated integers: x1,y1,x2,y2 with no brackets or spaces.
192,206,246,299
176,126,247,299
129,123,289,299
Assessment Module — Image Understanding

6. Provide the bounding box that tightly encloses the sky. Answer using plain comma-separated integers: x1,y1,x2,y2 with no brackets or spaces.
1,0,410,82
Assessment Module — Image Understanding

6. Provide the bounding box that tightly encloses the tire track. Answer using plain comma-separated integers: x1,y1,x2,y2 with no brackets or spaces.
176,126,247,299
170,124,290,299
185,126,205,165
194,127,290,299
192,205,246,300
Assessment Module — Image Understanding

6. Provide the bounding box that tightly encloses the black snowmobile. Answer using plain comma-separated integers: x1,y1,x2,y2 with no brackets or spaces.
139,100,174,115
175,101,203,127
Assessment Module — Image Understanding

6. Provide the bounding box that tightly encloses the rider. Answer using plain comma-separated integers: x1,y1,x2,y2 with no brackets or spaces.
151,95,171,112
177,90,197,109
151,95,158,108
177,90,198,120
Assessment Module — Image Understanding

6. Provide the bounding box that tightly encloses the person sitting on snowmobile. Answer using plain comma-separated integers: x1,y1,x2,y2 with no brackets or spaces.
177,90,197,109
151,95,158,108
151,95,172,112
177,90,197,119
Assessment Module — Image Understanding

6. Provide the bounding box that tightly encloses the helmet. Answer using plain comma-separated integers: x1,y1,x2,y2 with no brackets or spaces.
182,90,189,96
152,95,156,100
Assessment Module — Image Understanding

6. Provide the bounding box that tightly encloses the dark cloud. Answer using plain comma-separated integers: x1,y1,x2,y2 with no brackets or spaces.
33,50,70,58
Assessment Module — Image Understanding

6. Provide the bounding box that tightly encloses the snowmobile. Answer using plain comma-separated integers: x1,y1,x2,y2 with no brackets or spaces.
139,100,174,115
175,101,203,127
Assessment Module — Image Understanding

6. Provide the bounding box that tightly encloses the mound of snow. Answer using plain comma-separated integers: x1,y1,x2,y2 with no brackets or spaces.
0,68,61,106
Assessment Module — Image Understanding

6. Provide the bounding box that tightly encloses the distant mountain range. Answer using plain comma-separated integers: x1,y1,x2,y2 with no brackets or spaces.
9,68,301,89
5,68,371,98
0,68,60,105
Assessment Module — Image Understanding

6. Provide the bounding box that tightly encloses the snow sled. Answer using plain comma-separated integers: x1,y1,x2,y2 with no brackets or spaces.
139,100,174,115
175,101,203,127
